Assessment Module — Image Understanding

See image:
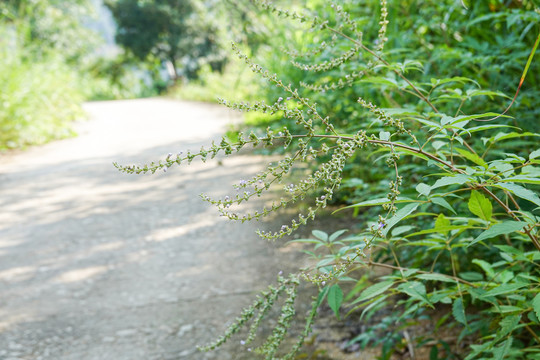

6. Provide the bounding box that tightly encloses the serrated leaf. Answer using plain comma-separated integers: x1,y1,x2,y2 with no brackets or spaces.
485,283,527,297
458,124,516,136
533,293,540,321
459,271,484,281
415,273,457,283
435,214,451,234
312,230,328,242
430,174,470,190
469,221,526,247
397,281,431,306
468,190,493,221
496,315,521,340
488,131,540,145
500,175,540,185
327,284,343,319
316,286,330,308
351,280,394,304
530,149,540,160
416,183,431,197
382,203,420,237
452,298,467,325
492,337,513,360
472,259,495,278
329,229,348,242
391,225,414,237
405,224,477,237
431,197,457,214
495,182,540,208
456,148,488,168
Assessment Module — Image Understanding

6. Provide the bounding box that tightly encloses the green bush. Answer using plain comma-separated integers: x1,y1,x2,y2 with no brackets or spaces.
0,32,83,150
117,1,540,359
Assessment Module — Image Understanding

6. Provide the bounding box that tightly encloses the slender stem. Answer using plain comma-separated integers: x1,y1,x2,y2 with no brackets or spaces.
366,260,477,287
476,186,540,251
325,26,440,114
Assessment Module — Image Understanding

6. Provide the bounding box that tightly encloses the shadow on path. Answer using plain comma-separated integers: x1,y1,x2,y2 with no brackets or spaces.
0,99,306,360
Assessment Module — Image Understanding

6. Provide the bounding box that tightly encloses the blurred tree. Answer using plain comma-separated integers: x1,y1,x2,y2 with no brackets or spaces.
0,0,99,62
105,0,226,80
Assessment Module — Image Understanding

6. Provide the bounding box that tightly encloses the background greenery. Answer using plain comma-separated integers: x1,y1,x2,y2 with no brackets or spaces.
167,0,540,358
3,0,540,358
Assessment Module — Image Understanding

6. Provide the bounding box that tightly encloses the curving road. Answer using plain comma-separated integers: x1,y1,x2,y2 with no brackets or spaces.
0,98,301,360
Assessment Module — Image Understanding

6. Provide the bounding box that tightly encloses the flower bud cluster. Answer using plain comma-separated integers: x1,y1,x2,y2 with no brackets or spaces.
376,0,389,52
198,274,299,353
292,45,360,72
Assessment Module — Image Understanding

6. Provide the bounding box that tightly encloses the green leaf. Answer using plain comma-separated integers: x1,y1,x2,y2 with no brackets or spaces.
487,131,540,145
500,175,540,185
351,280,394,304
495,182,540,208
458,124,516,136
382,203,420,237
456,148,487,168
430,174,470,190
406,225,476,237
533,293,540,321
452,298,467,325
434,213,451,234
472,259,495,278
530,149,540,160
485,283,528,297
327,284,343,319
492,337,513,360
316,286,330,308
431,197,457,215
391,225,414,237
312,230,328,242
447,112,512,124
415,273,457,283
329,229,348,242
469,221,526,247
416,183,431,197
468,190,493,221
397,281,432,306
496,315,521,340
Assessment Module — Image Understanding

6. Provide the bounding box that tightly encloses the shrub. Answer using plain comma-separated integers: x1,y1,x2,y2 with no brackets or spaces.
116,1,540,358
0,28,83,150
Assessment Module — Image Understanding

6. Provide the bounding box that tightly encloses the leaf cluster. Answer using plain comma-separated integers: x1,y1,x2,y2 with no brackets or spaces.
116,0,540,358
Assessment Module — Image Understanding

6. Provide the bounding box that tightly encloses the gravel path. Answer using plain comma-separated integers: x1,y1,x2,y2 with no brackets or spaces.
0,98,301,360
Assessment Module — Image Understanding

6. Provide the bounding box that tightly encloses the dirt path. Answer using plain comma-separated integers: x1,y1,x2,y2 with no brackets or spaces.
0,98,303,360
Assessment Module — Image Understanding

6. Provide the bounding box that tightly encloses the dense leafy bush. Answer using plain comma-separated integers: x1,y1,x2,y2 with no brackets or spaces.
117,0,540,359
0,27,83,150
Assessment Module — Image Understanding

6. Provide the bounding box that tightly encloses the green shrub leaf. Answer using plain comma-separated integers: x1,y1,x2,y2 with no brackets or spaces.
456,148,488,168
452,298,467,325
397,281,432,306
382,203,420,236
468,190,493,221
496,315,521,340
431,174,470,190
431,197,457,214
469,221,527,247
327,284,343,319
533,293,540,321
352,280,394,304
416,183,431,197
495,182,540,208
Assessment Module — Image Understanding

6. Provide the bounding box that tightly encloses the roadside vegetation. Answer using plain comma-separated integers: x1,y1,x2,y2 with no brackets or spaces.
4,0,539,358
119,0,540,359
